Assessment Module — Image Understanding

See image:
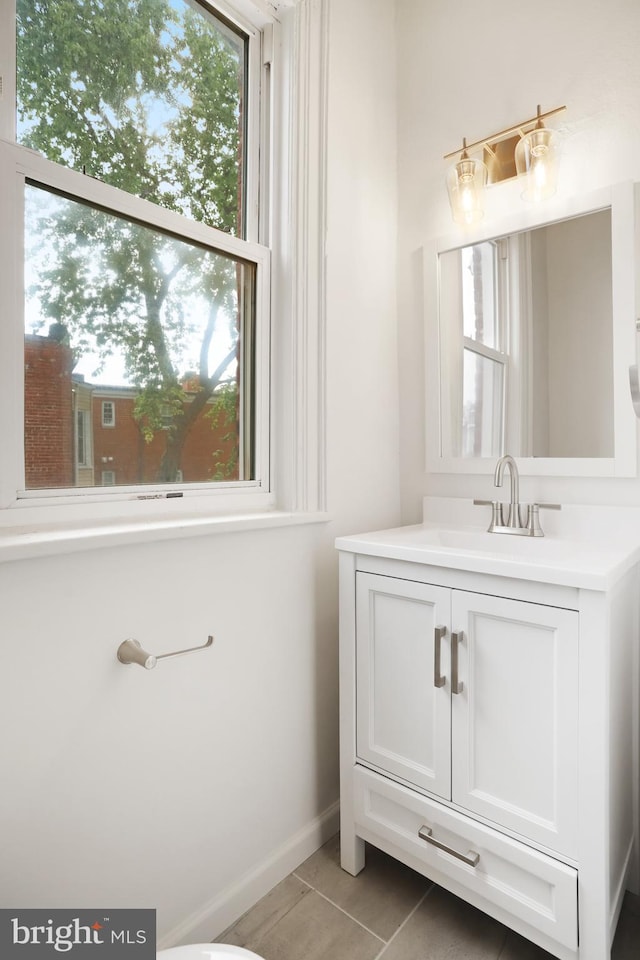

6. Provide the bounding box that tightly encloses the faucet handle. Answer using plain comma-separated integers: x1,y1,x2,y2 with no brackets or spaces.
524,502,561,537
473,499,502,531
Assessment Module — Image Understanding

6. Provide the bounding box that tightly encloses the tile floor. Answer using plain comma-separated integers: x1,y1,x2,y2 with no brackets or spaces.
218,834,640,960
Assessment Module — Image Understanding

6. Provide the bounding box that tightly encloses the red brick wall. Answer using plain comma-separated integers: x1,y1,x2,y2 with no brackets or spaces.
24,335,74,489
24,334,240,489
92,396,239,485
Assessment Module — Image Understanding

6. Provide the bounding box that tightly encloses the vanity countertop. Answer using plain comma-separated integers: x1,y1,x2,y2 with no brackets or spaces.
336,500,640,591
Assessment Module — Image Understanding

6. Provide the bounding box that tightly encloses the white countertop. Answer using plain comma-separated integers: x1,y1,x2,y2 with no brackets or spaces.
335,499,640,590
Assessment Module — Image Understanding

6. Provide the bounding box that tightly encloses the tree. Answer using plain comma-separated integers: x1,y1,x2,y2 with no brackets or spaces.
18,0,248,483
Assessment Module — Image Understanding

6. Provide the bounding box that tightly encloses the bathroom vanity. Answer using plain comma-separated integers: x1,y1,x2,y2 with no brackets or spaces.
337,502,640,960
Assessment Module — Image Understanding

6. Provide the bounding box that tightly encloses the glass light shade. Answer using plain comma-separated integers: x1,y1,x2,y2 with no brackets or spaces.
514,127,558,202
446,156,488,225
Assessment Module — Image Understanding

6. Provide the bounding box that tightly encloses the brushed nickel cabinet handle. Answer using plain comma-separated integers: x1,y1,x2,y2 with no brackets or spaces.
451,630,464,694
418,825,479,867
434,625,447,688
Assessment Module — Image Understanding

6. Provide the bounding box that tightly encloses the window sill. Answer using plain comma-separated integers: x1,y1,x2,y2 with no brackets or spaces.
0,508,331,564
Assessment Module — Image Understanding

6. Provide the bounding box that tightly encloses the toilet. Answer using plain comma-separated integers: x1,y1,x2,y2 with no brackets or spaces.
158,945,263,960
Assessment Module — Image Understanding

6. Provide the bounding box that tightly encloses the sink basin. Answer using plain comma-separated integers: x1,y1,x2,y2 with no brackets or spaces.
413,527,574,557
336,516,640,590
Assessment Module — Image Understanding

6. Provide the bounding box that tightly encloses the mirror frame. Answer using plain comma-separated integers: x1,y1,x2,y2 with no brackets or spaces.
424,182,638,477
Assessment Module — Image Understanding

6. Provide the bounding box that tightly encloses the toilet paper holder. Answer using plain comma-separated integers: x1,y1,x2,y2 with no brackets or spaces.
117,635,214,670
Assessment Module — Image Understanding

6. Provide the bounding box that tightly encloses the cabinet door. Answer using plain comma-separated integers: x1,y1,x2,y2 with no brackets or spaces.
451,591,578,857
356,573,451,799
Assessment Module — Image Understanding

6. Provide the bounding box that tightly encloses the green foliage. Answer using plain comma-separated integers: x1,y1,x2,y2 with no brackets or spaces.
17,0,244,232
133,383,184,443
18,0,249,480
207,381,239,480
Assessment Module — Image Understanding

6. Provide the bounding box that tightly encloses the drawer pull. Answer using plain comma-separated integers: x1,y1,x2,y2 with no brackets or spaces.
451,631,464,694
418,825,480,868
434,625,446,688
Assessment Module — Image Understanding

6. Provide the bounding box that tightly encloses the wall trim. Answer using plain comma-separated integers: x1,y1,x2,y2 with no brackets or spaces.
272,0,329,514
291,0,329,514
158,800,340,949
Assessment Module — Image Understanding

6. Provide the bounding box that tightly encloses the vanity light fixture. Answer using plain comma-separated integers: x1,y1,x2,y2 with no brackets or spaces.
445,138,488,226
445,104,566,223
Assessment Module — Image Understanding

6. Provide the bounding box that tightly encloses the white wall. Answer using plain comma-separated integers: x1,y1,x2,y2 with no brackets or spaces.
397,0,640,516
542,212,613,458
0,0,400,945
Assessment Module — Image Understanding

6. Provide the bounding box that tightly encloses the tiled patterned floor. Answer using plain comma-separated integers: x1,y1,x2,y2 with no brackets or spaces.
218,834,640,960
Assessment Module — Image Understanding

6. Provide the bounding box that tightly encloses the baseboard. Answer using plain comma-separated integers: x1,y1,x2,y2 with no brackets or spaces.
158,800,340,950
610,833,636,941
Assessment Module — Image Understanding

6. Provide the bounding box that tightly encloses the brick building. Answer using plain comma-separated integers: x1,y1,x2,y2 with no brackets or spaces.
90,384,239,487
25,331,75,489
24,330,238,490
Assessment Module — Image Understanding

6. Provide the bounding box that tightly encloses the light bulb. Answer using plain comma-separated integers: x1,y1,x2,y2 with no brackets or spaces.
515,127,558,202
446,154,487,225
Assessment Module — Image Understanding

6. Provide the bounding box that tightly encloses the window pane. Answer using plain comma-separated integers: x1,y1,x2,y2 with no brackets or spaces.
76,412,86,465
24,183,256,490
17,0,247,236
461,349,503,458
102,401,115,427
461,242,498,348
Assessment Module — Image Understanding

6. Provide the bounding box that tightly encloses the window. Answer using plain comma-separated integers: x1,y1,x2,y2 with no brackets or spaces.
0,0,328,529
459,241,507,458
101,470,116,486
76,411,89,467
102,402,115,429
17,0,248,237
2,0,270,504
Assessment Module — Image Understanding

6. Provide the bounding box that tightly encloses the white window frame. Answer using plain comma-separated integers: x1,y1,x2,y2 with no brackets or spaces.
0,0,328,545
0,141,271,508
460,238,509,459
101,401,116,429
438,242,507,459
461,339,507,457
76,410,90,468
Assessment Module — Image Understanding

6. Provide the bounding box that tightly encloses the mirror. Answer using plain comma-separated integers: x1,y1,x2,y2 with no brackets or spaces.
427,183,637,477
440,210,613,459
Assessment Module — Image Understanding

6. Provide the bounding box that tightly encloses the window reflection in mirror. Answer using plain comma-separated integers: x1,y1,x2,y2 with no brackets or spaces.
460,241,504,457
439,209,613,460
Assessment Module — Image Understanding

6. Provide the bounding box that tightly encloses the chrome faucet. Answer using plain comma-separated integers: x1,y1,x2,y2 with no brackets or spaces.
473,454,561,536
494,454,520,528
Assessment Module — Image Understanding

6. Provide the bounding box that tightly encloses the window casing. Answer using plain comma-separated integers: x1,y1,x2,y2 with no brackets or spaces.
439,234,545,462
102,402,115,429
459,240,507,459
0,0,272,515
76,411,89,467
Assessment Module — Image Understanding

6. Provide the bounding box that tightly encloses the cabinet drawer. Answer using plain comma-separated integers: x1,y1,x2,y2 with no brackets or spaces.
354,766,577,952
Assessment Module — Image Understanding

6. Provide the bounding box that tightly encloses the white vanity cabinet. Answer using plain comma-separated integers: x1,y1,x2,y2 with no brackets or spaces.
337,525,639,960
355,573,579,857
